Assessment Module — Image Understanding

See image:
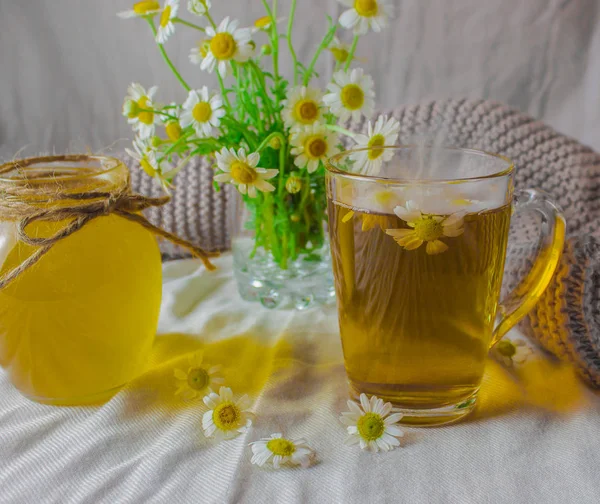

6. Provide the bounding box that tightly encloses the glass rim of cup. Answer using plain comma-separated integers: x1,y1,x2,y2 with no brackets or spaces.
326,145,514,185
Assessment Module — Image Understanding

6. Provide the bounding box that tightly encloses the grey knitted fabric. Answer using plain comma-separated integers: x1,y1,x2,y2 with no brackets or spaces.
123,98,600,387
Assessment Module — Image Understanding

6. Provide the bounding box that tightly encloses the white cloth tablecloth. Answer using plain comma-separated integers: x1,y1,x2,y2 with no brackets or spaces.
1,255,600,504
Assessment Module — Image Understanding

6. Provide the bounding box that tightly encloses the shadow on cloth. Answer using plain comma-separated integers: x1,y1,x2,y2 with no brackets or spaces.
470,356,591,423
118,332,293,418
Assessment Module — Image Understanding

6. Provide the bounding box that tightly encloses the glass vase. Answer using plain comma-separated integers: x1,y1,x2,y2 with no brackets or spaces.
229,180,335,310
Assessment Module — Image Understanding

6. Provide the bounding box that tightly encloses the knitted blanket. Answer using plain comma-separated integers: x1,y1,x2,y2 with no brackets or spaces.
124,98,600,388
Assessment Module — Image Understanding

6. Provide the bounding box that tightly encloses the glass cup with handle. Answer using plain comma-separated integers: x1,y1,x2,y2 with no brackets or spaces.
326,145,565,426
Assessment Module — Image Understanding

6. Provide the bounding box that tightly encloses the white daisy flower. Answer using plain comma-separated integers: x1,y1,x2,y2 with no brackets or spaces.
118,1,162,19
187,0,211,16
323,68,375,123
386,201,465,255
349,115,400,175
337,0,394,35
201,17,253,78
173,351,224,401
493,338,534,368
122,83,160,139
281,86,324,130
340,393,404,452
202,386,253,441
250,433,315,469
156,0,179,44
329,36,352,65
290,124,341,174
214,147,278,198
189,39,211,65
180,87,225,138
125,136,171,178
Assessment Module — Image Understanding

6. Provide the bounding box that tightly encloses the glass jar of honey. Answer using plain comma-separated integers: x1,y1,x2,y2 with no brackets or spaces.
0,156,163,405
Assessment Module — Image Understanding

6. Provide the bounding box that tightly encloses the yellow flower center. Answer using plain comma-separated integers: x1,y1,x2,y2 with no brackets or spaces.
133,1,160,14
357,412,385,441
210,32,237,60
136,96,154,125
294,99,319,124
305,136,328,159
367,134,386,160
160,5,172,28
140,157,157,177
413,216,443,242
192,101,212,123
330,47,349,64
266,438,296,457
354,0,378,17
213,402,241,430
165,121,182,141
496,340,517,358
340,84,365,111
254,16,272,29
187,367,210,390
231,161,258,184
198,39,211,58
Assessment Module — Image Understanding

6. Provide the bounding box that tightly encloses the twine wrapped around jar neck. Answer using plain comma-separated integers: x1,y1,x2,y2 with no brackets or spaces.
0,155,217,290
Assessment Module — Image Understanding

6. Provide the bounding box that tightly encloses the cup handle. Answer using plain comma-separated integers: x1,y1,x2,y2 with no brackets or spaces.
490,189,566,348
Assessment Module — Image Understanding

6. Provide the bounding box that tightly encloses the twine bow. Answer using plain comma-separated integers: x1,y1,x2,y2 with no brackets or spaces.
0,188,217,290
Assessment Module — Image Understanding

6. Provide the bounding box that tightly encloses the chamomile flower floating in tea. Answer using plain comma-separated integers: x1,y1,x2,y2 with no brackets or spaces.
290,124,340,173
250,434,315,469
187,0,210,17
349,115,400,175
493,338,534,368
180,87,225,138
340,394,404,452
386,201,465,255
338,0,395,35
174,351,224,401
201,17,253,78
214,147,278,197
281,86,325,130
202,387,253,441
156,0,179,43
122,83,160,139
324,68,375,123
118,1,162,18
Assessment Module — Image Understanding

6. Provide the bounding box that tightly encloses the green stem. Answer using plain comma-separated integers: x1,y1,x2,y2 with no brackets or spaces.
303,23,337,86
137,107,177,121
271,0,280,94
248,61,276,121
216,71,233,111
255,132,286,153
204,9,217,29
147,19,191,91
344,35,359,72
326,124,356,138
286,0,298,85
173,17,205,32
162,129,195,156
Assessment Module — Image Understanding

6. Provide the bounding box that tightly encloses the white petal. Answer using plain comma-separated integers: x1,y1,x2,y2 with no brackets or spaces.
359,394,371,413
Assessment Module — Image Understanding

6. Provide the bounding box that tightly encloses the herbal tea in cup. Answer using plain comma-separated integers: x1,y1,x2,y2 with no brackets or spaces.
326,146,565,425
